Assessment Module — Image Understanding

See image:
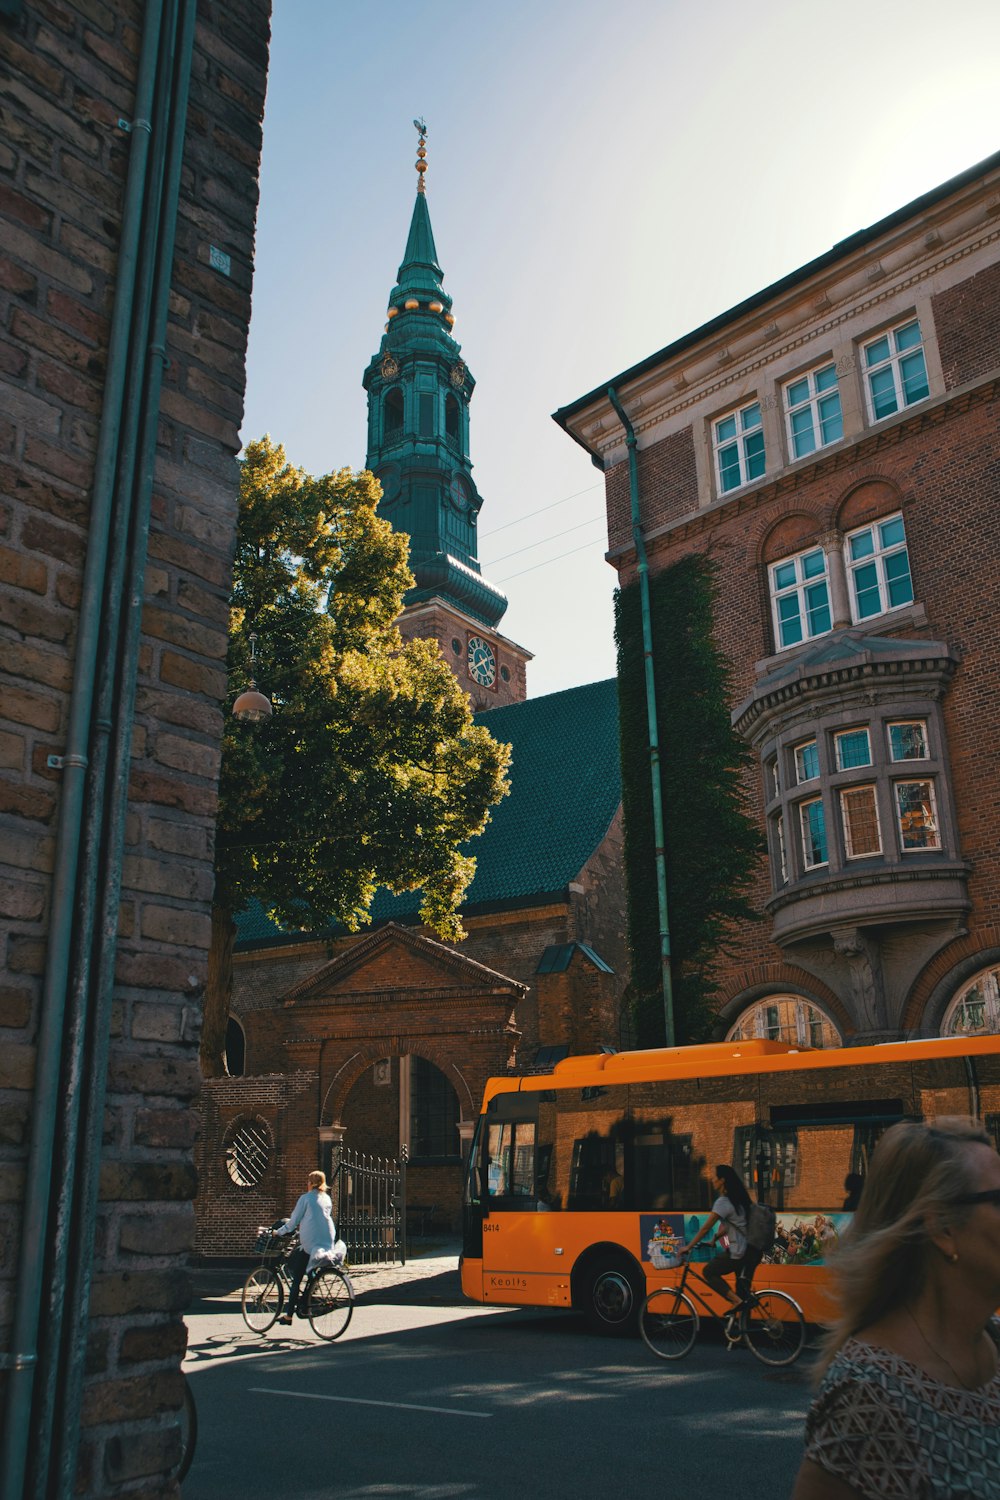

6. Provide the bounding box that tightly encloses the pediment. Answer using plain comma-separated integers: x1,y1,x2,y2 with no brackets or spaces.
281,921,526,1007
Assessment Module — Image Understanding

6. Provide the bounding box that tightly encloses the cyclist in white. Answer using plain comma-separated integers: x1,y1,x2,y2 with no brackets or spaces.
272,1169,337,1324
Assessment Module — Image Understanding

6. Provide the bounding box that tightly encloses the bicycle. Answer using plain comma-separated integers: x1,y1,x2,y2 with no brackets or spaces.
640,1254,806,1367
241,1228,354,1341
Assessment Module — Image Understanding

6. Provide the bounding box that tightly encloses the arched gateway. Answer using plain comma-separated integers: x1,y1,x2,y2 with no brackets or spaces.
194,924,525,1255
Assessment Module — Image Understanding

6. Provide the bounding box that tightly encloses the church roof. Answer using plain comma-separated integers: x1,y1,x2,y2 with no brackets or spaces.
235,676,622,949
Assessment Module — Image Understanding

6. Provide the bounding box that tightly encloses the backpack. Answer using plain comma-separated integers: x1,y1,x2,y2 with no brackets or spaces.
745,1201,777,1253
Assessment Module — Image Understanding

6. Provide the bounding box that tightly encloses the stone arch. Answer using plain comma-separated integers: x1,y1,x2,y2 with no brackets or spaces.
756,505,831,567
909,945,1000,1038
832,474,906,535
320,1039,476,1128
712,963,851,1041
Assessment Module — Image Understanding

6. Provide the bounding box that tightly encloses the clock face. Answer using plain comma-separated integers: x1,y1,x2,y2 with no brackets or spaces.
467,635,496,687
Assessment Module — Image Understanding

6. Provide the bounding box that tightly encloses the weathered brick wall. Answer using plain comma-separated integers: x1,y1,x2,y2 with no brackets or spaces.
1,0,270,1490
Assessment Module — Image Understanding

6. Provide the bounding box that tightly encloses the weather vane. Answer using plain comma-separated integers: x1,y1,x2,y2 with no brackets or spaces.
413,117,428,193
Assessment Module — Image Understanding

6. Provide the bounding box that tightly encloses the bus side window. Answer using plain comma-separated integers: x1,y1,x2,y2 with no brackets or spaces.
486,1121,535,1201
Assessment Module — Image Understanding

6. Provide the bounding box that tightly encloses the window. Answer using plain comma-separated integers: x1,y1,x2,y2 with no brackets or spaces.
714,400,765,493
895,780,939,851
795,740,820,783
384,387,404,435
224,1016,246,1077
728,997,840,1048
888,720,928,761
863,319,930,421
767,759,780,801
942,965,1000,1036
223,1116,270,1188
775,813,787,883
834,728,872,771
840,784,882,858
418,392,435,437
784,363,843,458
800,797,828,868
411,1055,460,1159
770,546,832,649
846,513,914,621
445,392,460,442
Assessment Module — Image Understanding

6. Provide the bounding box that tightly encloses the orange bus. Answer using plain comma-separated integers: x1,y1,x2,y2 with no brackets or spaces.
460,1033,1000,1332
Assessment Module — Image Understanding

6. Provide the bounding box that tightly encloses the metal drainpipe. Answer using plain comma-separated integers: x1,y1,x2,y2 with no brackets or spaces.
606,387,676,1049
49,6,198,1490
0,4,168,1497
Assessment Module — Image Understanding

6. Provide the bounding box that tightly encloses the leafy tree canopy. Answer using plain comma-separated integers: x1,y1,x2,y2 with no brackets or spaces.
204,437,511,1073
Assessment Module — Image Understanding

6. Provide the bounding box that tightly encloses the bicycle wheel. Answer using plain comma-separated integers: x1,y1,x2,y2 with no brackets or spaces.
241,1266,283,1332
307,1267,353,1341
742,1289,806,1366
639,1287,699,1360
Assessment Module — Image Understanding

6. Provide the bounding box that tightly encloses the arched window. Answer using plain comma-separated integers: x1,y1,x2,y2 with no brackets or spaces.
727,995,841,1049
384,387,404,436
225,1014,246,1077
445,392,460,443
222,1115,271,1188
942,964,1000,1036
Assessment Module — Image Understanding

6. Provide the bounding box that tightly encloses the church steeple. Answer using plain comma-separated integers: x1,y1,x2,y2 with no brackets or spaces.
363,122,508,634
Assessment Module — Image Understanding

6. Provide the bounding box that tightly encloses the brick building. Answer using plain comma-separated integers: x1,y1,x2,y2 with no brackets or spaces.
195,676,627,1252
1,2,270,1494
555,150,1000,1049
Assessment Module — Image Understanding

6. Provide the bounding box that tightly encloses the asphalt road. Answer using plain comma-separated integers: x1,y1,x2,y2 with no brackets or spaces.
182,1261,813,1500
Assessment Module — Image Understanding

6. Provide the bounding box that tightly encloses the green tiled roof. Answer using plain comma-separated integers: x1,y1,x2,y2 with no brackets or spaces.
236,676,621,949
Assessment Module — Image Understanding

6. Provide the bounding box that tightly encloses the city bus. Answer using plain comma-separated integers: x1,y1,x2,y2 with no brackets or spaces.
460,1033,1000,1332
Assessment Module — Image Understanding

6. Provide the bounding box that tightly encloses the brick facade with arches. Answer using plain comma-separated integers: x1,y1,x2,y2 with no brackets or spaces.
194,924,525,1254
557,151,1000,1047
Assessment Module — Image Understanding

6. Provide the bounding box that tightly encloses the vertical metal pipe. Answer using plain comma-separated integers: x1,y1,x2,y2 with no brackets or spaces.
50,4,197,1491
0,6,166,1497
606,386,676,1049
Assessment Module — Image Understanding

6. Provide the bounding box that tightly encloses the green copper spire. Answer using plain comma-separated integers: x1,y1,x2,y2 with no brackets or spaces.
361,122,507,631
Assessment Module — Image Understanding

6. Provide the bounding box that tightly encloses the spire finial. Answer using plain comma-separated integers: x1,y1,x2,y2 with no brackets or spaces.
413,117,427,194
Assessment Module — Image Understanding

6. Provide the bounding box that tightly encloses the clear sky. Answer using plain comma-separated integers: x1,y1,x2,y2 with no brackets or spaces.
241,0,1000,700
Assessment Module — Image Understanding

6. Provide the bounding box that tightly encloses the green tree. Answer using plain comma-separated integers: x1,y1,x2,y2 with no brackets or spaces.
202,436,511,1076
615,556,763,1046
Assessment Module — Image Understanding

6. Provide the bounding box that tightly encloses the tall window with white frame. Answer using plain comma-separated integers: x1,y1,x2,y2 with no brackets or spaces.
714,401,765,493
845,513,914,622
862,318,930,421
799,796,828,870
784,363,843,459
770,547,832,650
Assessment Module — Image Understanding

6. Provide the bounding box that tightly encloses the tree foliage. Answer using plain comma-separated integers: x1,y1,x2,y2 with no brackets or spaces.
203,436,511,1074
615,556,763,1046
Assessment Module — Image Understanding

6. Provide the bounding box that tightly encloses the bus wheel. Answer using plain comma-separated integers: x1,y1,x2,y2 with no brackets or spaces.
582,1255,643,1336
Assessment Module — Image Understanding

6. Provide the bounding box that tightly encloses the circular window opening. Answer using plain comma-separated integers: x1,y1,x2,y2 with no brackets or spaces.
223,1115,271,1188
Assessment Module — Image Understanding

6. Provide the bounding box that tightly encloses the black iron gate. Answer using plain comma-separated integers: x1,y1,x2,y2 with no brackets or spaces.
330,1144,406,1266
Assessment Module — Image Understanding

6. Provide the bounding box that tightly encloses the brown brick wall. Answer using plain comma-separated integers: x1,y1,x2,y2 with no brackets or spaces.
1,0,270,1489
610,296,1000,1033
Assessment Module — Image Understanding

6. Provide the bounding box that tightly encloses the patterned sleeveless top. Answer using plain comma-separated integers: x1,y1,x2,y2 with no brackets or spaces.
804,1325,1000,1499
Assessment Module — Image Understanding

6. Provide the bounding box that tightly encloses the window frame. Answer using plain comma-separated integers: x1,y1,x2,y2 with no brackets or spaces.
834,727,872,772
713,399,766,494
769,545,833,652
894,778,941,853
845,512,914,623
839,782,882,861
794,739,820,785
799,795,829,870
888,719,929,763
862,317,930,423
783,361,844,459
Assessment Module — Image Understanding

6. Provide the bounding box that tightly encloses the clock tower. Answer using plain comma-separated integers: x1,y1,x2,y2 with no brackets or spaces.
363,124,531,710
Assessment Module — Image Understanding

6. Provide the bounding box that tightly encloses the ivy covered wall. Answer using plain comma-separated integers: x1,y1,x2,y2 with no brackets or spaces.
615,556,763,1045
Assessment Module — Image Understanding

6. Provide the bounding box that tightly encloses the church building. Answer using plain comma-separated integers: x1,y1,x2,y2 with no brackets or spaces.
193,132,628,1255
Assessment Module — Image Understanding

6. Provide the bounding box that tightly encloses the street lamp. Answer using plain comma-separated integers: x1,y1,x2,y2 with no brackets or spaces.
232,632,273,722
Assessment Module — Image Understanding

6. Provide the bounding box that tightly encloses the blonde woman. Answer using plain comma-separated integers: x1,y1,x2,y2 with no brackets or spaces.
792,1119,1000,1498
272,1170,337,1326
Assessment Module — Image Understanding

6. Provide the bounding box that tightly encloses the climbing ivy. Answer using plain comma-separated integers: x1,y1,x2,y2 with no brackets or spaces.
615,555,763,1046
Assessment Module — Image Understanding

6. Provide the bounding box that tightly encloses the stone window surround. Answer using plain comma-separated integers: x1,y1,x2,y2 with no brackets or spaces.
761,689,958,894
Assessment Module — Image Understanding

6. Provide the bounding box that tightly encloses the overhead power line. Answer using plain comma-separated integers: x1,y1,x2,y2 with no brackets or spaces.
482,511,606,567
478,480,603,539
495,536,607,584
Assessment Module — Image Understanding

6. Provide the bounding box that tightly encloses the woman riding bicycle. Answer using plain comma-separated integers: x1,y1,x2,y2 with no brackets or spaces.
682,1164,756,1307
272,1170,337,1325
